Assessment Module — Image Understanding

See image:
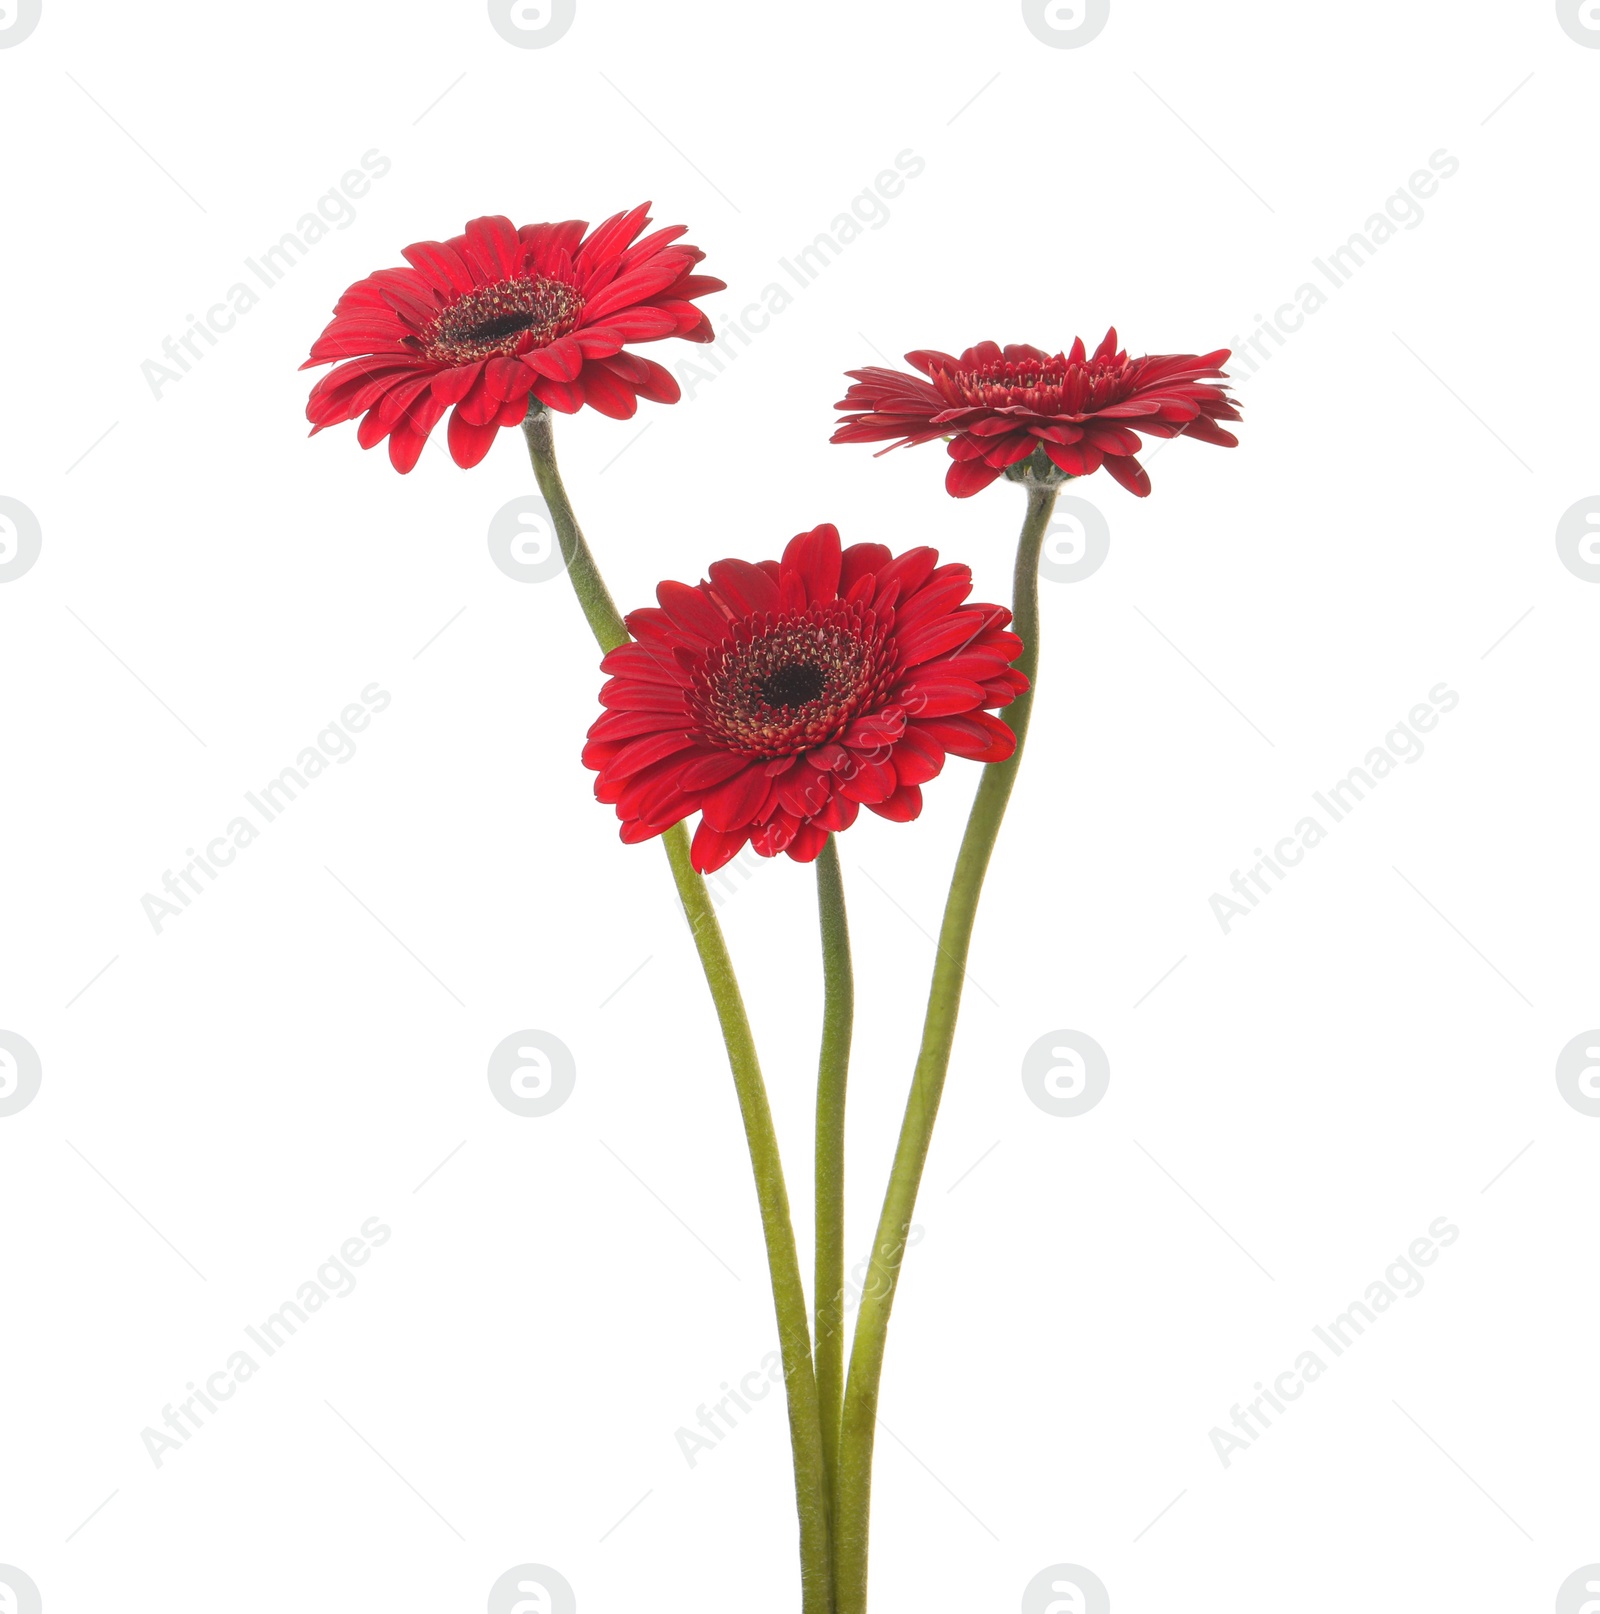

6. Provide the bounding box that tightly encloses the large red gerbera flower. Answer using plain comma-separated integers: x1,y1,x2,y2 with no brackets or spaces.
832,331,1239,499
583,525,1027,872
302,206,723,472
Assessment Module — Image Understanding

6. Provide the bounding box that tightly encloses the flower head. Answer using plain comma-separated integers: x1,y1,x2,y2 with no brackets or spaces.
583,526,1027,872
832,331,1239,498
303,207,723,471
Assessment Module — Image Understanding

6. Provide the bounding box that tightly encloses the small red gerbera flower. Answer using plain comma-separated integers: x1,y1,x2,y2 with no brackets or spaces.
832,331,1239,499
302,206,723,472
583,525,1027,872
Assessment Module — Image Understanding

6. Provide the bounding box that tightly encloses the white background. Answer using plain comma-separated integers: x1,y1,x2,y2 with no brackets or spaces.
1,2,1597,1610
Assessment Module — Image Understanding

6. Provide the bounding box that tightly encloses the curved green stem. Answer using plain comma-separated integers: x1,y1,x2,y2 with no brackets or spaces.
522,407,629,652
522,407,834,1612
812,833,854,1536
833,478,1059,1613
660,822,834,1612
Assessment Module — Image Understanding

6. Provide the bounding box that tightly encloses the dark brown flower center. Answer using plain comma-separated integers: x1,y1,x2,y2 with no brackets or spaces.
940,351,1131,415
690,605,895,758
759,663,827,708
423,276,584,364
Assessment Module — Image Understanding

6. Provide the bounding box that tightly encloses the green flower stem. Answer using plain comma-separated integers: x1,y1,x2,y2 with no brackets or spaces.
833,478,1059,1614
521,407,834,1613
522,407,630,653
660,823,834,1612
812,833,855,1531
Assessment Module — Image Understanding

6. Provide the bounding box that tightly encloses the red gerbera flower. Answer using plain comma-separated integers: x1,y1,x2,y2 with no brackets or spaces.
583,525,1027,872
302,206,724,472
832,330,1239,499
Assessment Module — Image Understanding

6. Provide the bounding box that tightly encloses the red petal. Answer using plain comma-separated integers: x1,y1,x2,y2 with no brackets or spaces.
447,407,499,469
1180,415,1240,448
530,337,584,382
890,727,946,786
895,568,973,633
894,677,987,717
678,750,751,791
691,821,750,874
603,307,680,341
776,763,832,818
1103,454,1152,497
701,764,774,832
708,558,783,617
462,215,522,281
781,524,843,604
579,363,638,419
840,543,890,596
586,707,681,745
898,609,990,667
813,793,859,833
1081,423,1143,456
400,240,475,296
485,356,533,400
944,458,1004,498
866,783,922,822
839,758,896,804
430,363,483,407
785,823,829,863
614,353,679,404
1043,441,1104,477
656,580,729,644
750,814,798,857
872,546,938,609
493,395,529,428
530,376,585,414
917,712,1016,764
603,728,699,780
842,709,906,751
